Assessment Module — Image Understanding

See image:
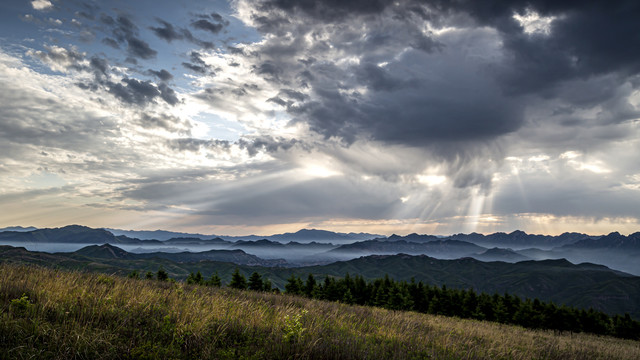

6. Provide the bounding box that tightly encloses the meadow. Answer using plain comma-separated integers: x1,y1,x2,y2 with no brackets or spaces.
1,263,639,359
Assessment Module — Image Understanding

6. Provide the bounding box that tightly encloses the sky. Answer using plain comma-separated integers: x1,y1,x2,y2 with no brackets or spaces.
0,0,639,236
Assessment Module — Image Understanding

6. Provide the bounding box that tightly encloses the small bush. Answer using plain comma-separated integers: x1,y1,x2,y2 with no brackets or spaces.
9,293,32,315
283,309,308,342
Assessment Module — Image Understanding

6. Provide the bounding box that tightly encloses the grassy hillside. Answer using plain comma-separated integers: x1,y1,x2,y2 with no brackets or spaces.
1,264,639,359
2,245,640,319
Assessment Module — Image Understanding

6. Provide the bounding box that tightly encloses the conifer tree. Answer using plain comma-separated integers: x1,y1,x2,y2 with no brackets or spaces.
156,266,169,281
285,274,303,295
229,268,247,290
262,278,273,292
342,288,355,305
304,274,316,297
248,272,264,291
187,271,204,285
207,272,222,287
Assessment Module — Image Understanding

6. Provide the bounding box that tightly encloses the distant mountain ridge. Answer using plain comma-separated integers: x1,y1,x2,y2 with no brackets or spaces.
2,225,640,274
449,230,596,249
106,227,384,243
0,225,119,244
561,232,640,250
0,225,160,245
3,225,600,248
75,243,286,266
105,229,214,241
0,226,37,232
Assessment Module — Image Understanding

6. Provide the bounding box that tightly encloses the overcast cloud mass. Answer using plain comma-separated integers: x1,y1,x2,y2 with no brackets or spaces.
0,0,639,236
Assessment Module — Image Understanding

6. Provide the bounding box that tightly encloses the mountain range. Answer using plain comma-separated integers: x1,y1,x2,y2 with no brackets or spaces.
1,225,639,274
106,227,383,243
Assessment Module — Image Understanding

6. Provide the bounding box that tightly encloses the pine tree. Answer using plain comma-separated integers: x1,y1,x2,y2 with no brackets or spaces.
342,288,355,305
207,272,222,287
248,272,264,291
285,274,303,295
262,278,273,292
229,268,247,290
304,274,316,297
187,271,204,285
156,267,169,281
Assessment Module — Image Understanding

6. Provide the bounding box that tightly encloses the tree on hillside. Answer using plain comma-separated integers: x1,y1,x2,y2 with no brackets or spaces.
207,272,222,287
285,274,304,295
248,272,264,291
157,267,169,281
262,278,273,292
187,271,204,285
229,268,247,290
304,274,316,297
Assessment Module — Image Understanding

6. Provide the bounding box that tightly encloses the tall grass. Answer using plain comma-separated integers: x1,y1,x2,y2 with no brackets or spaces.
1,263,638,359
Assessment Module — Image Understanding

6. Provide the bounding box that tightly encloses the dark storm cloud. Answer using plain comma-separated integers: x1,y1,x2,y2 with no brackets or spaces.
253,61,282,81
101,37,119,49
108,78,179,106
354,63,417,92
149,18,215,49
192,19,224,34
138,113,191,133
148,69,174,82
89,56,108,77
126,37,157,60
237,135,300,156
182,62,209,74
191,15,229,34
227,46,245,55
239,0,640,151
166,138,231,152
182,51,212,74
99,13,157,60
150,19,185,42
400,0,640,98
278,89,307,102
99,13,115,26
210,12,225,23
258,0,394,21
108,78,158,106
158,83,180,105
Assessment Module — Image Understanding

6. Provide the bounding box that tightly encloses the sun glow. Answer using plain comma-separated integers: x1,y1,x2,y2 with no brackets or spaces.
303,164,341,178
417,174,447,186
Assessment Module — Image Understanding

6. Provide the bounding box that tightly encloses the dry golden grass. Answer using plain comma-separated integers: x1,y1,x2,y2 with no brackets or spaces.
1,263,638,359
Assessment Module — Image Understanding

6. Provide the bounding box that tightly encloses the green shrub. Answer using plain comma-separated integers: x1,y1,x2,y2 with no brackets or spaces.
9,293,32,315
283,309,308,342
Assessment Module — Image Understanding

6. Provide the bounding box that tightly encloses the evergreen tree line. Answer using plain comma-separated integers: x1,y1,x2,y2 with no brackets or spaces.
282,273,640,340
185,269,277,292
144,268,640,340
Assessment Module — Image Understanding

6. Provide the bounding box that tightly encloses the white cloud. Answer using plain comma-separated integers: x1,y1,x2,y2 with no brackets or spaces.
513,9,559,35
31,0,53,11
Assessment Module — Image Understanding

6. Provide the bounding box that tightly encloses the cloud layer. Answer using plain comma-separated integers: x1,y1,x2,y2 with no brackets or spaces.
0,0,639,235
